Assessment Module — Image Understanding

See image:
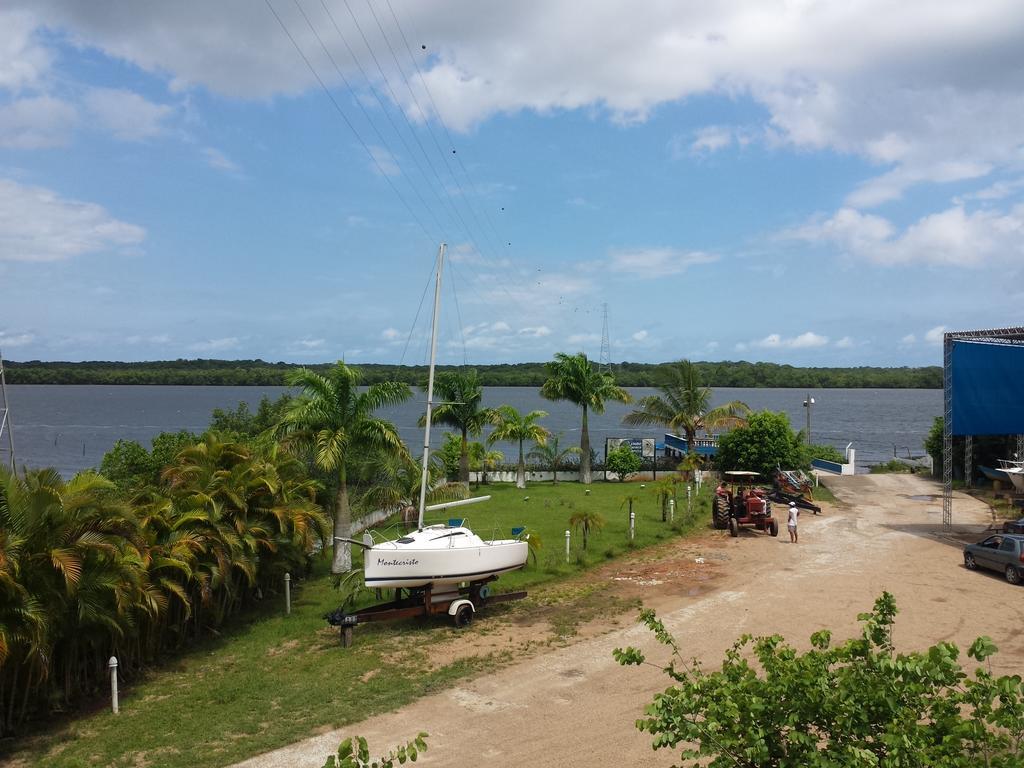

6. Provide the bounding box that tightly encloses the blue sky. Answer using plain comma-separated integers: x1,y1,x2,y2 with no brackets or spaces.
2,1,1023,367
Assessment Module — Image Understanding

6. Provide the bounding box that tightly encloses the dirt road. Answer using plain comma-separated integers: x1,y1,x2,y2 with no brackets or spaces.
235,475,1023,767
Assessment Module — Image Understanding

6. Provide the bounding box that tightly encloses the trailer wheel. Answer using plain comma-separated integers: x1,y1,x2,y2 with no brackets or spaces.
453,603,474,628
729,518,739,538
769,519,779,537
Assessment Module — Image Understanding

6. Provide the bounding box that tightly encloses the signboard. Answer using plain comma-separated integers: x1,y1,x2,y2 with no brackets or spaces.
606,437,656,458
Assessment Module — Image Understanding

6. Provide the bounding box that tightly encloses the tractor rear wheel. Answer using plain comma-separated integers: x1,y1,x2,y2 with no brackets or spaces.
769,519,779,537
713,497,731,529
729,518,739,538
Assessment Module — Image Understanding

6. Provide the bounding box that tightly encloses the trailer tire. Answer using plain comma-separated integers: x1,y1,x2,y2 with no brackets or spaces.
769,519,779,537
729,518,739,538
453,603,474,628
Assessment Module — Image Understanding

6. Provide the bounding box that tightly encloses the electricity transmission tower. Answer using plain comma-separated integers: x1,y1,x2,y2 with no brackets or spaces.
598,303,612,373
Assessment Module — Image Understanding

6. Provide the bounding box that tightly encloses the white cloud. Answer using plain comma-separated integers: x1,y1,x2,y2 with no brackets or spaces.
381,328,402,341
566,196,595,208
835,336,854,349
295,338,325,349
631,330,648,341
491,321,511,333
924,325,946,345
126,334,171,345
0,330,33,347
567,333,600,345
607,247,718,277
0,178,145,262
202,147,240,174
786,204,1024,266
84,88,173,142
750,332,829,350
10,1,1021,209
517,325,551,337
900,333,917,345
188,337,240,352
0,96,77,149
0,10,51,91
955,177,1024,204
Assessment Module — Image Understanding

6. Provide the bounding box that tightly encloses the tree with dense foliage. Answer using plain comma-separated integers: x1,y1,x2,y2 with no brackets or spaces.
623,359,749,454
527,432,580,484
541,352,631,484
487,406,549,489
276,362,411,572
420,369,488,484
209,394,292,439
715,411,805,478
606,444,642,481
615,592,1024,767
0,436,328,734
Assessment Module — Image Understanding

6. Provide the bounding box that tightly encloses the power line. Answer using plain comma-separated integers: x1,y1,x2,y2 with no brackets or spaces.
290,0,449,236
383,0,511,258
264,0,441,245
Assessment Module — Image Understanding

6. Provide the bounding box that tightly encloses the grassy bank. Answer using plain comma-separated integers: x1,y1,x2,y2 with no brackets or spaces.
7,480,711,768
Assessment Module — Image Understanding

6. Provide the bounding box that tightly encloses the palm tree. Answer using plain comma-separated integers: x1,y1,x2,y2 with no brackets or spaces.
421,369,488,484
357,452,466,528
623,360,749,457
568,509,605,551
527,433,580,484
487,406,549,489
540,352,631,484
277,362,411,572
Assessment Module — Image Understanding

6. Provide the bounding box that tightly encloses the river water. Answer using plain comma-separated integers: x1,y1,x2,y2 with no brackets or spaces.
3,385,941,477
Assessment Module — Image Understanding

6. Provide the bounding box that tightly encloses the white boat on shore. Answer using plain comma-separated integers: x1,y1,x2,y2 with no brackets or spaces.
354,243,528,590
998,458,1024,492
363,524,527,588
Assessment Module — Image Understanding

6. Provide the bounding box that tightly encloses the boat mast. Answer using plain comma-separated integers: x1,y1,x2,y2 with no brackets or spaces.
0,349,14,472
417,243,446,530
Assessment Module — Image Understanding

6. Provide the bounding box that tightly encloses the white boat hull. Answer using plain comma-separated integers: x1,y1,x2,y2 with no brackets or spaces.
364,526,528,588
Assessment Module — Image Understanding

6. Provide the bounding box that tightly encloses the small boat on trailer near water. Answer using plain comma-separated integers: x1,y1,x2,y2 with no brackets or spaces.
327,244,529,645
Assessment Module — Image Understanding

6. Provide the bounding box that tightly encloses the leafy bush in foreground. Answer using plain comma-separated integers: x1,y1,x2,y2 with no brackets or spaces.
615,592,1023,767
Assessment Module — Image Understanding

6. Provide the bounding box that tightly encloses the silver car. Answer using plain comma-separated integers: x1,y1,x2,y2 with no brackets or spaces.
963,533,1024,585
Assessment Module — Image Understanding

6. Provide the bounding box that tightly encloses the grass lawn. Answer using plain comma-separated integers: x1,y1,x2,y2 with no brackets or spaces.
7,478,712,768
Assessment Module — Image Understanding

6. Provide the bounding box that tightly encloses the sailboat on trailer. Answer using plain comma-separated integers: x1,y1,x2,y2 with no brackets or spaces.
358,244,528,590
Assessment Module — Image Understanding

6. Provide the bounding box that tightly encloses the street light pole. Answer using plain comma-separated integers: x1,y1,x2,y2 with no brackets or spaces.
803,394,815,444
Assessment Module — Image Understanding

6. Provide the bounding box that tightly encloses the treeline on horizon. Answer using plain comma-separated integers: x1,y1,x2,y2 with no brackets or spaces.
4,358,943,388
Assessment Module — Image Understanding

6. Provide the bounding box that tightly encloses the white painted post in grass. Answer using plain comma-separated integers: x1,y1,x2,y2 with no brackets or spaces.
284,572,291,616
629,511,635,541
669,498,675,523
687,485,692,515
108,656,119,714
565,529,571,562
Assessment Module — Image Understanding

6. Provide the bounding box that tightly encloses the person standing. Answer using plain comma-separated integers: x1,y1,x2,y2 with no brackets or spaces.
787,501,799,543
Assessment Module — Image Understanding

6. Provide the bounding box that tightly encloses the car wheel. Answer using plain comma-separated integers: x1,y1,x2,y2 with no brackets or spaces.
1005,565,1021,586
964,552,977,570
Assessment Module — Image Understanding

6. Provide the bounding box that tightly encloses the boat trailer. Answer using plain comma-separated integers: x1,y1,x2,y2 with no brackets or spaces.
325,576,527,648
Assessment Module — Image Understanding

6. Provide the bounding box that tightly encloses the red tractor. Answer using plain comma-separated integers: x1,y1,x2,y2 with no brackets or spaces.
713,471,779,538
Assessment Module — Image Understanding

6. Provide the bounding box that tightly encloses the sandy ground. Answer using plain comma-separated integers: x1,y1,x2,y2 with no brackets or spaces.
234,475,1023,768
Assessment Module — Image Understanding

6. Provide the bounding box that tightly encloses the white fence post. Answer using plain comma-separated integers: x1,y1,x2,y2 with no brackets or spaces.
687,485,692,515
669,498,675,523
108,656,119,714
284,572,291,615
629,511,635,541
565,530,571,562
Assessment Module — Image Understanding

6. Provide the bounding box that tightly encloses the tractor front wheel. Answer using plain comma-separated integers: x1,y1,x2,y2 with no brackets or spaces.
769,519,779,537
729,518,739,538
